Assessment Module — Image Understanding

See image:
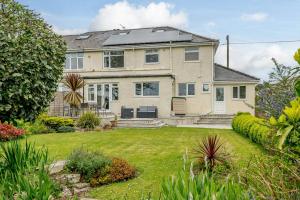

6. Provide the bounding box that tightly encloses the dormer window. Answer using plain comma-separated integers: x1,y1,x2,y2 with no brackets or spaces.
103,51,124,68
65,53,83,70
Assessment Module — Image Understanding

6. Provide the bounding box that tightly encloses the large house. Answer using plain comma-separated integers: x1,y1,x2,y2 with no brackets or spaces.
54,26,259,119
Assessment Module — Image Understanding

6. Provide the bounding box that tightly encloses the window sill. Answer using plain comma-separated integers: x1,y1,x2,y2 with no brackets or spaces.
144,62,160,65
184,60,200,63
232,98,247,101
134,96,160,98
202,91,211,94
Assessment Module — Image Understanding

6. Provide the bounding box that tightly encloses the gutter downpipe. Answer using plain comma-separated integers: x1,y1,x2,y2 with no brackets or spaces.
211,45,214,114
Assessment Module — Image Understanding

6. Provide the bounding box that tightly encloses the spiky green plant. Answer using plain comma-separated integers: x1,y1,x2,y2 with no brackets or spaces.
0,141,60,199
63,73,84,107
193,135,230,172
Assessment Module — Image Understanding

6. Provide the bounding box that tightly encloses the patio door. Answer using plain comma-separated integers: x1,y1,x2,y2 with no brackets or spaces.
96,84,111,110
214,87,225,114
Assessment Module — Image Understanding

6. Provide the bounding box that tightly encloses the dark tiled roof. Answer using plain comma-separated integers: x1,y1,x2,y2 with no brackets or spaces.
63,26,219,50
214,64,260,82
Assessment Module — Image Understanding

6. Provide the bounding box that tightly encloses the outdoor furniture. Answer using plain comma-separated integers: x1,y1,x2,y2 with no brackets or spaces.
137,106,158,118
121,106,134,119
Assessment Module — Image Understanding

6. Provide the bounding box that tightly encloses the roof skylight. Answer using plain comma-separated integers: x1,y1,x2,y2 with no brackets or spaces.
76,35,90,40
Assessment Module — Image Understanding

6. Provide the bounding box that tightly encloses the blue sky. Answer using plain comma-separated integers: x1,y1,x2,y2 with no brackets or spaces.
17,0,300,79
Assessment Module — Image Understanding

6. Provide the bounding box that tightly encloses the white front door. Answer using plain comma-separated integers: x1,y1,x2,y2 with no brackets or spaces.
214,87,226,114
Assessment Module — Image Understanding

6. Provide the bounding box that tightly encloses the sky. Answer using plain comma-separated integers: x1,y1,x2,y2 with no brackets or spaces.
17,0,300,80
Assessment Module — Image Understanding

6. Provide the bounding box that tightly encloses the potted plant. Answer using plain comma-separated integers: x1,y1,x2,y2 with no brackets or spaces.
111,115,118,127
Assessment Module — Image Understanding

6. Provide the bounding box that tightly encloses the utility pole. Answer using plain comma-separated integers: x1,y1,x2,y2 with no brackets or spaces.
226,35,229,68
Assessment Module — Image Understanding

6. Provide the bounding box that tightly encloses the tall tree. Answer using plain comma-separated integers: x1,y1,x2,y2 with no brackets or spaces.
0,0,66,122
294,49,300,96
256,58,299,118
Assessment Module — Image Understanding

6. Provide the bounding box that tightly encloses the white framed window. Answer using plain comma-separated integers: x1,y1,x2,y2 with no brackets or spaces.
112,83,119,101
202,83,210,93
145,49,159,64
103,51,124,68
232,86,246,99
88,84,95,102
65,53,83,70
135,82,159,97
184,47,199,61
178,83,195,96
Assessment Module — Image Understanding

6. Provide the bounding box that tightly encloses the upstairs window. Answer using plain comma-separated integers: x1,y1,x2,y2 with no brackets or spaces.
145,49,159,64
65,53,83,70
135,82,159,96
185,47,199,61
104,51,124,68
178,83,195,96
233,86,246,99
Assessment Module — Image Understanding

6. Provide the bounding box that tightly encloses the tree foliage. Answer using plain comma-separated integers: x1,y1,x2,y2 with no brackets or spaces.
294,49,300,96
256,58,298,118
0,0,66,122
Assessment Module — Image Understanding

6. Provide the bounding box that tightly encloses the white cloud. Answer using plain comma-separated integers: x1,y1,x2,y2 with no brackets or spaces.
241,12,268,22
206,21,216,28
89,1,187,31
215,43,299,80
52,26,87,35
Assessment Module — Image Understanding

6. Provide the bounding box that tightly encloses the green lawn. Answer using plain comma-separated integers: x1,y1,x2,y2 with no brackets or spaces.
26,127,264,199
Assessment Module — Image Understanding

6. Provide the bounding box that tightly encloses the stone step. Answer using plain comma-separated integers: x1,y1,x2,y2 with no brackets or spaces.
117,119,165,128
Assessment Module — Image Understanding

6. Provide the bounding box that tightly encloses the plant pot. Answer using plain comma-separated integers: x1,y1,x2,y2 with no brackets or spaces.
110,120,117,127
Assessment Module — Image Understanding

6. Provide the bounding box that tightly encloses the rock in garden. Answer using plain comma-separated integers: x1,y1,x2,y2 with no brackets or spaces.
56,173,81,184
49,160,67,175
73,182,90,189
61,186,72,197
73,187,91,195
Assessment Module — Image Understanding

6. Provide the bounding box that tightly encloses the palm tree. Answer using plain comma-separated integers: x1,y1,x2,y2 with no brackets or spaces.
63,74,84,110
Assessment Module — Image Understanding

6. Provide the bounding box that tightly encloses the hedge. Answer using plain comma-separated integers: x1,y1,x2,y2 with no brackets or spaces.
232,113,271,145
39,115,74,131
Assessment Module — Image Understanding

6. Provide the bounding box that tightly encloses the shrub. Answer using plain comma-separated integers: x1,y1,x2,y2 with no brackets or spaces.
0,141,60,198
232,113,271,145
193,135,231,172
109,158,136,182
270,97,300,154
39,114,74,131
0,122,25,141
57,126,75,133
16,119,49,134
66,148,111,181
77,112,100,129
